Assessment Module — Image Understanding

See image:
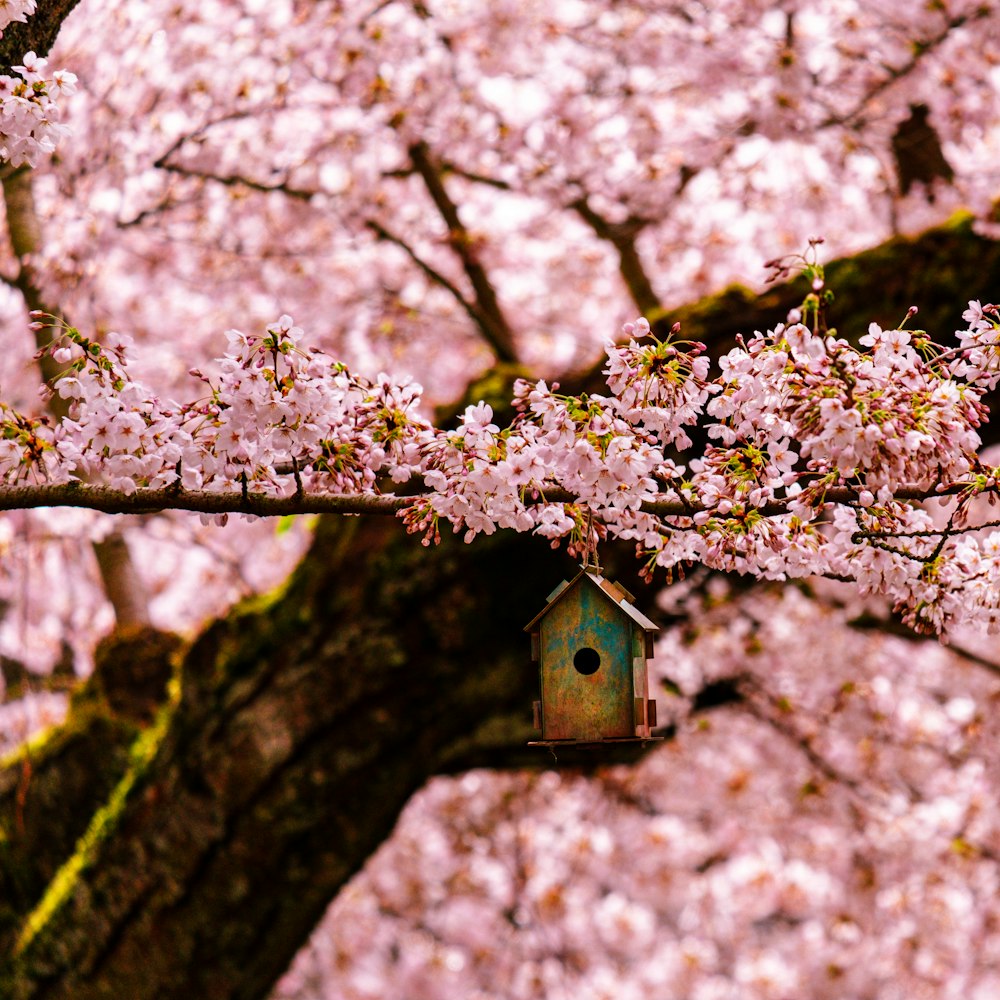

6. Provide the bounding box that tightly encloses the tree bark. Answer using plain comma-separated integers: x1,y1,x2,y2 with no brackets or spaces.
1,515,642,999
0,627,178,948
0,0,83,77
0,219,997,998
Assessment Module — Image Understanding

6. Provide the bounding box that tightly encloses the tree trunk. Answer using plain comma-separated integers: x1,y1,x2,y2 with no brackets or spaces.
2,514,642,999
1,219,998,998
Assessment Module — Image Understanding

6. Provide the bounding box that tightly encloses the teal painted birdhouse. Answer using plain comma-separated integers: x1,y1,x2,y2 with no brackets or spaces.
526,568,661,746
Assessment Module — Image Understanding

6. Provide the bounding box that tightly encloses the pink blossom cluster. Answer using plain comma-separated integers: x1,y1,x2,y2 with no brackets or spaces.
951,301,1000,389
708,321,984,500
638,312,1000,634
51,330,182,493
0,50,76,167
184,317,432,499
8,295,1000,635
603,317,714,448
821,501,996,635
31,317,435,509
412,379,671,548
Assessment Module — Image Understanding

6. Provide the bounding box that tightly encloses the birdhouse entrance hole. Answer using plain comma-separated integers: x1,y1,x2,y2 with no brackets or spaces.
573,647,600,675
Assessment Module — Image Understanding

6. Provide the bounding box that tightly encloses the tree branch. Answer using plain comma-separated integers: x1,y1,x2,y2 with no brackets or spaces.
0,515,587,998
570,196,663,318
383,161,512,191
147,114,317,206
151,161,316,202
820,10,988,129
849,610,1000,680
2,168,152,628
0,483,415,516
0,0,83,76
365,218,487,330
0,626,179,949
739,678,867,797
407,140,519,363
1,166,68,396
0,480,980,519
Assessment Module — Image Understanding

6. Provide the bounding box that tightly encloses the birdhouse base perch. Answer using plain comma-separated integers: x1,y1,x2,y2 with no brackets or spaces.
528,736,665,748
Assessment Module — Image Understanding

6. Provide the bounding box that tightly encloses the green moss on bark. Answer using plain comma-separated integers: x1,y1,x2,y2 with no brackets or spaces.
13,679,180,960
0,628,183,958
662,217,1000,354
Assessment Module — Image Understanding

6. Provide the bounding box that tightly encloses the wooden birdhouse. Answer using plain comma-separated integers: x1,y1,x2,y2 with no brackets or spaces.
526,568,661,746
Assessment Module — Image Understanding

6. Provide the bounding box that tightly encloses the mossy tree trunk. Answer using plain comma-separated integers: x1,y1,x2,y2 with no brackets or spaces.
1,515,627,1000
1,222,998,999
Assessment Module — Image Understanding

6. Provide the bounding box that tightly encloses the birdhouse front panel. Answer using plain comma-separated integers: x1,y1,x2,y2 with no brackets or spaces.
538,580,635,741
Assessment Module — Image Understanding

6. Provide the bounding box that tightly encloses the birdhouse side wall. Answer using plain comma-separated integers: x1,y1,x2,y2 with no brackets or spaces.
538,584,635,741
632,636,651,737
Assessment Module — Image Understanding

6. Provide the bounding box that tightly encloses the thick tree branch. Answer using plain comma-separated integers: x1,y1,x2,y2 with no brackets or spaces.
0,517,588,998
0,0,83,76
0,626,179,951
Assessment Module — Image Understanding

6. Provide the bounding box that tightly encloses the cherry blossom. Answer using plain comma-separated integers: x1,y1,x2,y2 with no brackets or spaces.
0,40,74,167
2,271,999,640
4,1,1000,997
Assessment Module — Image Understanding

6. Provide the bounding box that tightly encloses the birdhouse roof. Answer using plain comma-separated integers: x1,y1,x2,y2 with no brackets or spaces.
524,567,659,634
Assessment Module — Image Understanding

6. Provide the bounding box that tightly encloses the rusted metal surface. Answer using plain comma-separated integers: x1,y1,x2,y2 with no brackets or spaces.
526,570,661,745
539,581,633,740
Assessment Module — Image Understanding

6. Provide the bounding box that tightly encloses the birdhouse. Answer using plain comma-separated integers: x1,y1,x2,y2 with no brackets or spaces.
525,568,661,746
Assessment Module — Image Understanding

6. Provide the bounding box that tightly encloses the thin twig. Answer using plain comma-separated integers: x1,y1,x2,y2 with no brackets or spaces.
570,196,661,317
365,219,483,328
820,11,984,129
407,140,519,362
